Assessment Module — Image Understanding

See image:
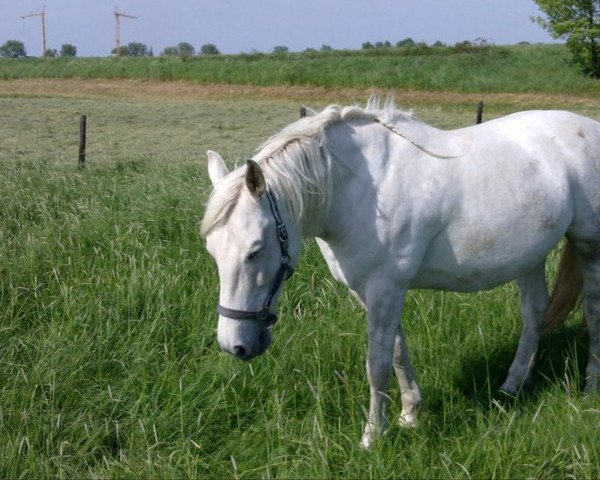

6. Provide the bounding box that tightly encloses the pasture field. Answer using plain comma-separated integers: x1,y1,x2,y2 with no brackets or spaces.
0,81,599,478
3,43,600,96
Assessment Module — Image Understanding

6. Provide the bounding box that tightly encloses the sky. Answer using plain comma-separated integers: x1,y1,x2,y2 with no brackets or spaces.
2,1,557,57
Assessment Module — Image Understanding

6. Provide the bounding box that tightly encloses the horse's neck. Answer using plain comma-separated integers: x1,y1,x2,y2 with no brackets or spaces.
314,120,391,242
294,118,454,241
314,119,452,243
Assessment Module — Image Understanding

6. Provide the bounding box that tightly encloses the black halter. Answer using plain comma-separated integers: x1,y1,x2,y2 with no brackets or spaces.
216,190,294,327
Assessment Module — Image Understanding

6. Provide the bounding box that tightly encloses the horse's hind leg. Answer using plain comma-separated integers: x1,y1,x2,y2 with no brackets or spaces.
574,249,600,393
393,326,422,427
501,262,549,394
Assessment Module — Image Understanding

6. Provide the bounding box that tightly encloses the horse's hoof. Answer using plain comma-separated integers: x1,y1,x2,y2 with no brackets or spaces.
360,434,374,449
360,424,381,449
498,387,516,397
398,413,418,428
499,379,520,396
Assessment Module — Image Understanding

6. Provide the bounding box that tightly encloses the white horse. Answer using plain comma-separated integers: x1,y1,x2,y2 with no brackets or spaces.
201,99,600,448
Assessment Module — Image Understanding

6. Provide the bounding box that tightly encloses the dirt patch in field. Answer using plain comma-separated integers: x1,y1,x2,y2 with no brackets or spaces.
1,78,599,110
0,78,359,101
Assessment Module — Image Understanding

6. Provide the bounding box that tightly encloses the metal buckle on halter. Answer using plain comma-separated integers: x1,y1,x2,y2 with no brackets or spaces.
277,225,289,248
258,308,278,327
257,308,270,322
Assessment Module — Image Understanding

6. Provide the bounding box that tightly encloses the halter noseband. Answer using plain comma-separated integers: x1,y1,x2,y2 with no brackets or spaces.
216,190,294,327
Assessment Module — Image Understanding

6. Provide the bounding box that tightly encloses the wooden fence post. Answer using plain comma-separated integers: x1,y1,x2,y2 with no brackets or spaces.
476,101,484,124
78,115,86,169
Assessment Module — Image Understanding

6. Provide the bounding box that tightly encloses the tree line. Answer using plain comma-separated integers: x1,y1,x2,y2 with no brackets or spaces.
0,40,221,58
0,40,76,58
0,38,495,59
111,42,222,57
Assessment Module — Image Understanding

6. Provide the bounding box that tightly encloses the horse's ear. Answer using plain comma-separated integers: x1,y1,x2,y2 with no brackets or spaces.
245,159,266,198
207,150,229,185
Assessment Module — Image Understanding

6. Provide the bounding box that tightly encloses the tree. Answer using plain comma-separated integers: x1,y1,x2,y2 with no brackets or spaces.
177,42,195,57
161,42,195,59
161,46,178,56
272,45,289,54
397,38,415,48
375,40,392,48
533,0,600,77
0,40,27,58
60,44,77,57
200,43,220,55
112,42,151,57
45,48,58,58
112,45,128,56
126,42,151,57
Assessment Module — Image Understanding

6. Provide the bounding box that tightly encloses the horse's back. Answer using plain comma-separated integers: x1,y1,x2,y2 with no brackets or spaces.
452,110,600,222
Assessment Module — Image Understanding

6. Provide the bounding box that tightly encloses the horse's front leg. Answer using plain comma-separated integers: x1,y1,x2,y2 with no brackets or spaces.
360,284,406,449
394,325,422,428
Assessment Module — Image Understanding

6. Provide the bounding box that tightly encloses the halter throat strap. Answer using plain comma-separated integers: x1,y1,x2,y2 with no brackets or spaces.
216,190,294,327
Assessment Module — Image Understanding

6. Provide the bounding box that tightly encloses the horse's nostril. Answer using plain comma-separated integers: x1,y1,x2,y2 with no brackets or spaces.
233,345,247,358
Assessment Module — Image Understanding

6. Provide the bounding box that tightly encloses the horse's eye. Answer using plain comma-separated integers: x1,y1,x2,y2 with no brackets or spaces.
247,249,260,261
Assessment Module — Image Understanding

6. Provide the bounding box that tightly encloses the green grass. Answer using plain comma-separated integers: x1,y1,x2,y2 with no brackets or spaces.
2,43,600,95
0,92,598,478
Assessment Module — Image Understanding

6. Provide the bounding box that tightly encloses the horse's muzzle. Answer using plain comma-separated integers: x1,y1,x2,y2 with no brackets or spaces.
219,326,272,361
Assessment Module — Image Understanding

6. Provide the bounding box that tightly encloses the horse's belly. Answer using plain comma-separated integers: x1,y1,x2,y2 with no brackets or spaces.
411,264,528,292
410,223,566,292
408,160,573,292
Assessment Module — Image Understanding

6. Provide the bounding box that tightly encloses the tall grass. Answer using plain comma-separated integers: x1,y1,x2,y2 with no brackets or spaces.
0,91,598,478
2,43,600,95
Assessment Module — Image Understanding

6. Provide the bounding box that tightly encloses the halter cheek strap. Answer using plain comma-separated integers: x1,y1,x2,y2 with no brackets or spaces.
216,190,294,327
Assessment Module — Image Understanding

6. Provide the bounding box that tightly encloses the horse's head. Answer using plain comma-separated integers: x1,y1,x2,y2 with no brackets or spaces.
203,151,299,360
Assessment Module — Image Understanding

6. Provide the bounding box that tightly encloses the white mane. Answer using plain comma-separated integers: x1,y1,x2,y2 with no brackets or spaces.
200,97,413,236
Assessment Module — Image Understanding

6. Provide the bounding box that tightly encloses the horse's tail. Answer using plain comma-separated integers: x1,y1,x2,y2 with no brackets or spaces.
542,240,583,335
